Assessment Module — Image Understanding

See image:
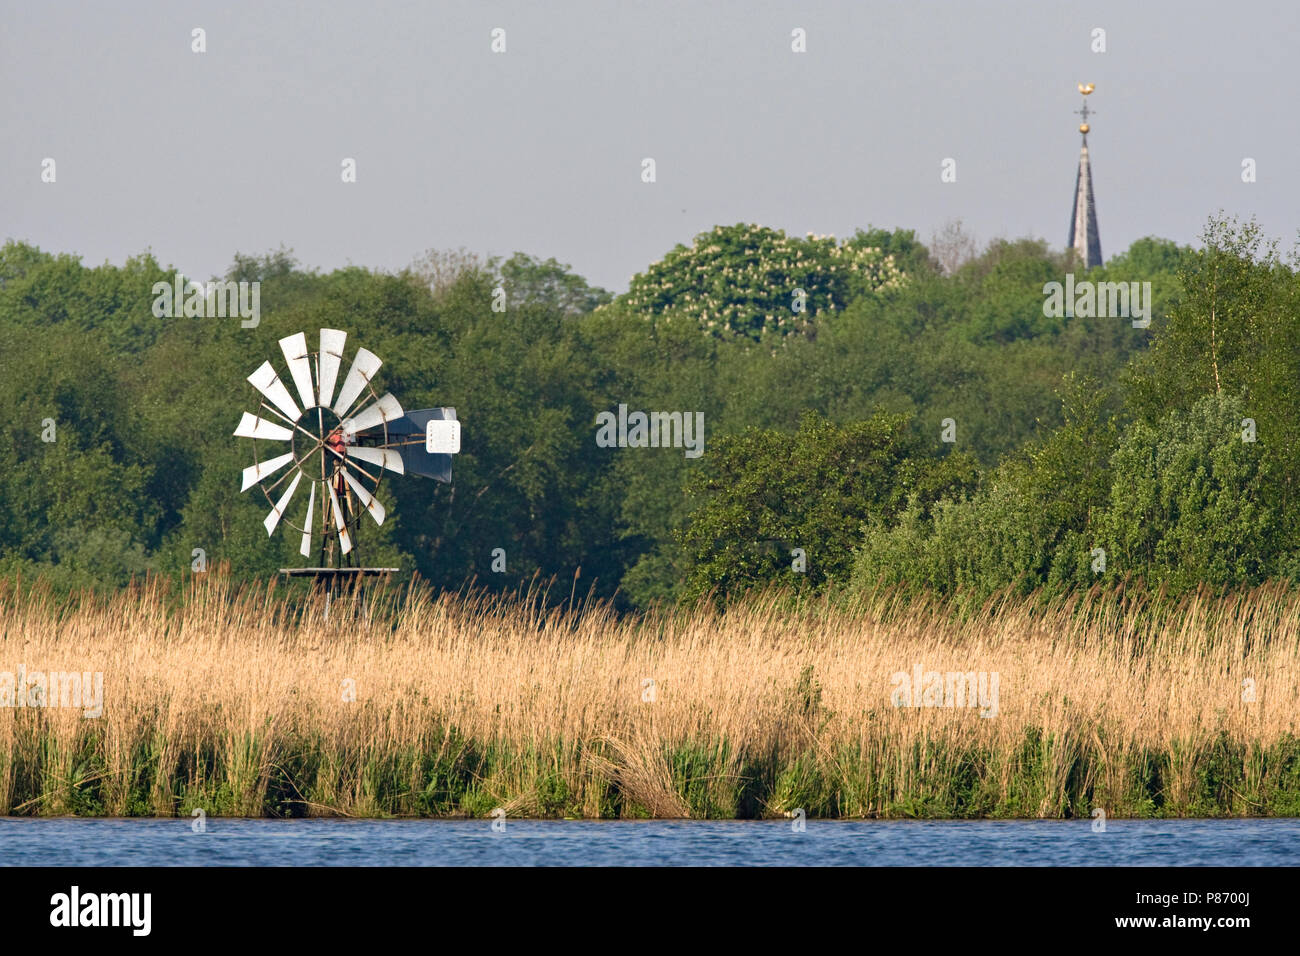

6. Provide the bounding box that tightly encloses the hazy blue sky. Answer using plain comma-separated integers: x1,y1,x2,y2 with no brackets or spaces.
3,0,1294,291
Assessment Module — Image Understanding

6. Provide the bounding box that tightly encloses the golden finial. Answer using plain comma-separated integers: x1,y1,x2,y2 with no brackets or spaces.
1075,84,1095,135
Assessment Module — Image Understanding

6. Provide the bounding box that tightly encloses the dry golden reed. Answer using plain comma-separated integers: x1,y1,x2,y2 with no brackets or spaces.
0,573,1297,819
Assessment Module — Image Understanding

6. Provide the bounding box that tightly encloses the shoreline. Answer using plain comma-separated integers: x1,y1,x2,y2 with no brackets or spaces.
3,576,1298,820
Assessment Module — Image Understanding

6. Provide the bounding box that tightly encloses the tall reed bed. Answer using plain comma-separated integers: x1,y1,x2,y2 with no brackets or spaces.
0,573,1297,818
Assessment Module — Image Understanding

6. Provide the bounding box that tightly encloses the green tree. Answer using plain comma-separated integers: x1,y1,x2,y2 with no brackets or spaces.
678,411,976,602
1126,215,1300,550
1095,393,1286,591
619,223,905,342
853,375,1117,598
491,252,613,315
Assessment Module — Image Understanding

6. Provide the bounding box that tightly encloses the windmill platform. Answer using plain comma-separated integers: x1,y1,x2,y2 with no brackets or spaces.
279,567,399,577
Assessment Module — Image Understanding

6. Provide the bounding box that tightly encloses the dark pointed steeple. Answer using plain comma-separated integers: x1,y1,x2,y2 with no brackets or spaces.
1068,84,1102,268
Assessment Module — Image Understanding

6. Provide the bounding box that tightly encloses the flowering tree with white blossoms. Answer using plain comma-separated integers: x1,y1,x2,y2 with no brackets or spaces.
618,223,907,342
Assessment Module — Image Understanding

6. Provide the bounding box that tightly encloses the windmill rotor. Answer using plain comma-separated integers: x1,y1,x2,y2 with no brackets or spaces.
234,329,458,572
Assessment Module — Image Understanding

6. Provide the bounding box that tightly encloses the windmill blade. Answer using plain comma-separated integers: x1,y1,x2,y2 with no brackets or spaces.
279,332,317,412
317,329,347,408
340,393,404,436
233,412,294,442
300,480,316,557
345,445,405,475
240,452,296,492
326,481,353,554
342,469,387,525
333,348,382,418
248,361,302,422
263,470,302,536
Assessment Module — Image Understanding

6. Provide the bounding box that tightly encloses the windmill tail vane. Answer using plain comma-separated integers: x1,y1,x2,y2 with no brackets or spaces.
234,328,460,572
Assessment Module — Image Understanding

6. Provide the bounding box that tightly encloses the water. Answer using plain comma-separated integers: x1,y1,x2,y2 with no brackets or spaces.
2,818,1296,866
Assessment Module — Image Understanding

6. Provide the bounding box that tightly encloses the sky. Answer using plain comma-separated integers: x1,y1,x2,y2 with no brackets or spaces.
2,0,1295,293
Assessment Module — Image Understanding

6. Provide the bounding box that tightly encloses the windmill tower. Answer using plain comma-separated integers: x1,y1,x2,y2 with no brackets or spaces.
234,329,461,591
1068,83,1103,269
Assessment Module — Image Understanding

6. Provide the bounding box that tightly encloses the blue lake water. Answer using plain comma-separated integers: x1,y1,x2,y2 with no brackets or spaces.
2,818,1297,866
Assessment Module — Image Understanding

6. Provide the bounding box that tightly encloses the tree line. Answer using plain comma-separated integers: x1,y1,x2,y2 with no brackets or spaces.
3,215,1292,605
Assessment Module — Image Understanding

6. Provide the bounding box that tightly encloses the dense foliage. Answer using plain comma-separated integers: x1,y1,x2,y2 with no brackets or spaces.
619,224,908,341
677,411,977,602
852,217,1300,600
7,213,1293,605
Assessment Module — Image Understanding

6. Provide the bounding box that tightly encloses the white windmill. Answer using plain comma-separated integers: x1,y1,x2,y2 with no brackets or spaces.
234,329,460,583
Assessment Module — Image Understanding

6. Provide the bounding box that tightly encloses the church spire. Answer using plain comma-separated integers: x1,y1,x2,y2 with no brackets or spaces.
1068,83,1102,269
